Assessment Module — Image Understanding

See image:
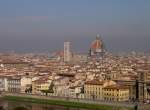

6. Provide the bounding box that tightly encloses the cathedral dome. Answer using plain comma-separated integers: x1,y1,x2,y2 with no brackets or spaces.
90,34,103,51
89,34,105,58
55,51,64,57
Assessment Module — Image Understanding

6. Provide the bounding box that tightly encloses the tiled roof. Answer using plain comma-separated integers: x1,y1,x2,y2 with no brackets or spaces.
90,36,103,50
103,84,129,90
85,79,103,85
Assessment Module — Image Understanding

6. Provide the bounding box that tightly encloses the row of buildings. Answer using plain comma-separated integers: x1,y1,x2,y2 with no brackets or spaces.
0,74,129,102
0,35,150,102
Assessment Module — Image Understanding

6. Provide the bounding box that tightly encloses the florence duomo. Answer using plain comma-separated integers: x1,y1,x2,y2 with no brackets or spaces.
89,34,105,60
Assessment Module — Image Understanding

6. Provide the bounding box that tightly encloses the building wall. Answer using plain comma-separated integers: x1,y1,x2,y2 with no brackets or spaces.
20,77,32,93
32,82,50,94
84,84,103,100
3,78,8,91
0,77,8,91
103,88,129,102
8,78,21,93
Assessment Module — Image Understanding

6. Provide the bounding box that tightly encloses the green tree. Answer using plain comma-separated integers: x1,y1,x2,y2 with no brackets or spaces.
25,85,32,93
48,81,54,93
81,86,84,93
41,81,54,95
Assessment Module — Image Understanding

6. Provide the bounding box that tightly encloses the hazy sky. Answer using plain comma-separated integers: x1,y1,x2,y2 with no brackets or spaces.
0,0,150,53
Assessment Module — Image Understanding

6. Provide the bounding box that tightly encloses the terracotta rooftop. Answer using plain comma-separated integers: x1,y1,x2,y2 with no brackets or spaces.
33,76,50,84
85,79,104,85
55,51,64,57
103,84,129,90
90,35,103,50
0,60,29,64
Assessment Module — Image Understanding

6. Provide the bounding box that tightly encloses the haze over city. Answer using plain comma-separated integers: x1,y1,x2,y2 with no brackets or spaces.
0,0,150,53
1,1,150,110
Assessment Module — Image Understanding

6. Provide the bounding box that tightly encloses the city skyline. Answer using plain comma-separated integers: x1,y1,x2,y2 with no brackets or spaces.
0,0,150,53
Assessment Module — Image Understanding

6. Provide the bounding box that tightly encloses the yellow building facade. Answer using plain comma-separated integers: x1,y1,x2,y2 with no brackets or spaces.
84,79,129,102
32,78,51,94
103,85,129,102
84,80,103,100
84,80,116,100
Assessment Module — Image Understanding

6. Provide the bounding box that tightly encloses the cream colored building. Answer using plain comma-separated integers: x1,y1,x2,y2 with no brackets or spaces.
103,84,129,102
84,79,116,100
32,77,51,94
20,76,32,93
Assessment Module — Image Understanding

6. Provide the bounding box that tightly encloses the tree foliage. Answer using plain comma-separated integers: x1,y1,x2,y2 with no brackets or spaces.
41,81,54,95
